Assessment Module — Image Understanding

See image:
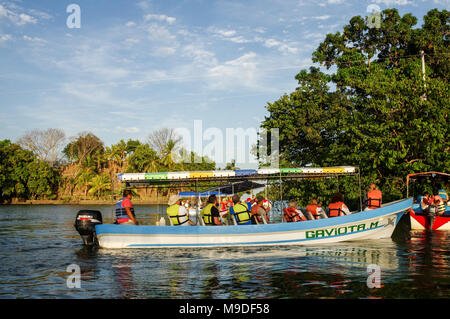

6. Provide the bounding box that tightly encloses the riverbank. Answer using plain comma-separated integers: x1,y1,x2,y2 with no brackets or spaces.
3,198,168,205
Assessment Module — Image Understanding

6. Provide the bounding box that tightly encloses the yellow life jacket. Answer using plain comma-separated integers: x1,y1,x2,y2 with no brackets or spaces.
201,203,215,225
230,203,252,225
167,204,189,225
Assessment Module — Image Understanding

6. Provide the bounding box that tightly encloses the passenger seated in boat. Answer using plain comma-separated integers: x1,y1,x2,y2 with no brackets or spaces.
364,183,382,210
114,189,139,225
430,190,446,216
418,192,432,212
306,198,327,219
328,192,351,217
283,200,307,222
261,199,272,222
228,194,252,225
220,197,229,211
250,195,269,224
200,194,224,226
167,195,196,226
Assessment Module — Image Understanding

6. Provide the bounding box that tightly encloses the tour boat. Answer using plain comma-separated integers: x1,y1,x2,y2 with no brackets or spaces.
406,172,450,231
74,166,412,248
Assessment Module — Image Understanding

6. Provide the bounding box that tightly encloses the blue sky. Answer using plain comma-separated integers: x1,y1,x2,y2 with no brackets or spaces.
0,0,448,167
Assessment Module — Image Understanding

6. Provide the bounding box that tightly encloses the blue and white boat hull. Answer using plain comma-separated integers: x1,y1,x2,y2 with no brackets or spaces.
95,198,412,249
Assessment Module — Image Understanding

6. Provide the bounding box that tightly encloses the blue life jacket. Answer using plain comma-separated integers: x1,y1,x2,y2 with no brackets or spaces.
438,189,448,201
115,197,135,220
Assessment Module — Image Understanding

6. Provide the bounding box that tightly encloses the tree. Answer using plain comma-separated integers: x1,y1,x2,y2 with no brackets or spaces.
63,132,104,164
0,140,59,202
17,128,66,167
75,169,95,199
88,174,111,199
260,9,449,205
147,128,181,156
126,144,161,173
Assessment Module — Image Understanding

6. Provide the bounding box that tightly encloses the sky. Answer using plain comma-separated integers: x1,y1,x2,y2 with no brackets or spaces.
0,0,448,168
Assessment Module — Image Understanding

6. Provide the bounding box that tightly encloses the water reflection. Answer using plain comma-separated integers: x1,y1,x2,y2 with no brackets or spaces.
98,241,403,298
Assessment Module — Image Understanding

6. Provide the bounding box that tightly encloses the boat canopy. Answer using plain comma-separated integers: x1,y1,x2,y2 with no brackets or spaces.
406,171,449,185
118,166,359,187
406,171,449,197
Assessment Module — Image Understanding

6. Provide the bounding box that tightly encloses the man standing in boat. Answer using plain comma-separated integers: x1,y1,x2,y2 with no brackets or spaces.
115,189,139,225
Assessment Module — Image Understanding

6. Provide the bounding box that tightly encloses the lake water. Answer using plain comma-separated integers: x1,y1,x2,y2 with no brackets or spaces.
0,204,449,299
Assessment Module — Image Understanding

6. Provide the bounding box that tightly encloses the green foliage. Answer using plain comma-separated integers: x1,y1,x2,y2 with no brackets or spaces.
63,132,104,164
260,9,449,205
126,143,161,173
0,140,59,201
88,174,111,199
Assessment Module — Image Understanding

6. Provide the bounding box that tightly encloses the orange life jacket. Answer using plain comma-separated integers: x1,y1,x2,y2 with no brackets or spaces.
283,207,302,222
366,189,382,209
328,202,345,217
306,204,320,219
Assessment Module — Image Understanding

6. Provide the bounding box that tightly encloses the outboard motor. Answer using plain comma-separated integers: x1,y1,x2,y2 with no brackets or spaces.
74,210,103,246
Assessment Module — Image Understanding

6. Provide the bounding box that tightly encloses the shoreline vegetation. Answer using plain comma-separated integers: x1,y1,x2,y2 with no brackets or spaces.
6,198,168,205
1,9,448,208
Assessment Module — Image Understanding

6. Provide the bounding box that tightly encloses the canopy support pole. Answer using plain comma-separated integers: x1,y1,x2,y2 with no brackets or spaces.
279,173,283,223
358,168,363,212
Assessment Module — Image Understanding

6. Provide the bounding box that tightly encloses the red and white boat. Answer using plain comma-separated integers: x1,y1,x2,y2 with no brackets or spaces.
407,172,450,231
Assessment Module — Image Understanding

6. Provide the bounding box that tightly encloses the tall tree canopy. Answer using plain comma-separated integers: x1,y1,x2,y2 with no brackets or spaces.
0,140,59,202
261,9,449,204
63,132,104,164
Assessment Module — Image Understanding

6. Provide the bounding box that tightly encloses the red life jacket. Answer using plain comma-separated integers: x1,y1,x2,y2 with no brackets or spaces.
366,189,382,209
283,207,302,222
328,202,345,217
306,204,320,219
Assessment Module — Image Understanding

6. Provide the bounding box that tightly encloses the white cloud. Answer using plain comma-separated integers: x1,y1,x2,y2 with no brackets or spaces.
147,23,176,42
313,15,331,20
0,4,38,26
0,33,11,44
116,126,141,133
0,4,7,18
370,0,412,5
23,35,46,44
27,9,52,20
227,36,251,43
125,21,136,27
182,45,217,66
207,52,261,90
152,46,177,57
124,37,140,45
144,14,176,24
263,38,298,54
210,28,236,37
